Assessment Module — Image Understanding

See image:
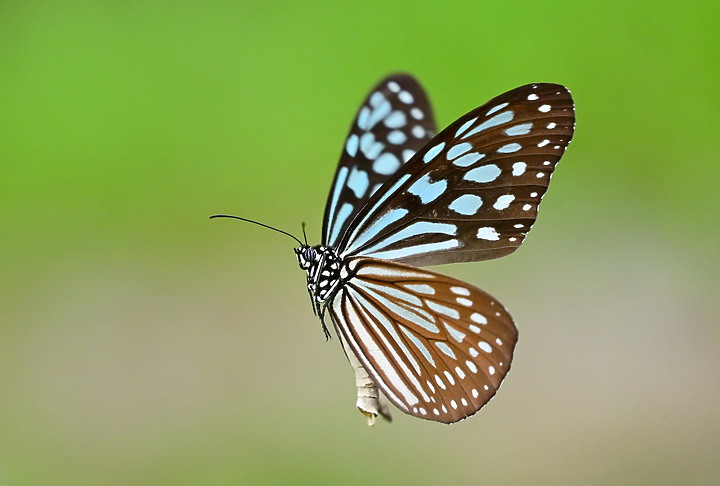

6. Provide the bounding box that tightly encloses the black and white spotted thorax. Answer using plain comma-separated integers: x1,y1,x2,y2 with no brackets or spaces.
295,244,347,303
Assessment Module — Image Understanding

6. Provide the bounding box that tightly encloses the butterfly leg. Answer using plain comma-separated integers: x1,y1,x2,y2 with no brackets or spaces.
318,303,332,341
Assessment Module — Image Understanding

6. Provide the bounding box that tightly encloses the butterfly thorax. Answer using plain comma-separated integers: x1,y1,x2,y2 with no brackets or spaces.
295,244,345,305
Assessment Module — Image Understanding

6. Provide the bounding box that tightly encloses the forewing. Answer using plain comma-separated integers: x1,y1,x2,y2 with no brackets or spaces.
337,83,575,266
322,74,437,247
329,257,518,424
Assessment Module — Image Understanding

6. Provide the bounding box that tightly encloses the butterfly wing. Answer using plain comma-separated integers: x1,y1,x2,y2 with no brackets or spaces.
329,257,518,424
336,83,575,267
322,74,437,247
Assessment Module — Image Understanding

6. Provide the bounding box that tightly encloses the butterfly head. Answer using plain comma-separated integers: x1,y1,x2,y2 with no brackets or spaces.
294,244,320,270
295,244,343,304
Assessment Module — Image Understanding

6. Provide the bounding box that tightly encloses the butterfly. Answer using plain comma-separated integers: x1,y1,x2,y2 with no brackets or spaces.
216,74,575,425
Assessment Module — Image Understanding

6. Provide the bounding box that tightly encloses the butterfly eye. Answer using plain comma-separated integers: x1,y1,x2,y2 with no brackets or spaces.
304,247,317,261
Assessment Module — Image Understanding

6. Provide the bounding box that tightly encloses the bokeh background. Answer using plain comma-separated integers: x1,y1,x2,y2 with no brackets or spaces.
2,1,718,484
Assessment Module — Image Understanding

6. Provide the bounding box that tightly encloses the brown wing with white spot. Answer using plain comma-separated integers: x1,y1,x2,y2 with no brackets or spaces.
322,74,437,247
337,83,575,267
329,257,518,424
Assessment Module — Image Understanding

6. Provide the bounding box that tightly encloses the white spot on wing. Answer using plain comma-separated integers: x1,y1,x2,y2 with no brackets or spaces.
464,164,501,183
346,134,359,156
357,107,370,130
504,122,533,136
463,111,514,139
512,162,527,176
369,91,385,107
446,142,473,160
478,341,492,353
444,370,455,385
373,153,400,175
347,168,369,198
455,117,478,137
399,90,414,104
387,130,406,145
408,173,447,203
360,133,383,160
448,194,483,215
493,194,515,210
384,111,406,128
497,142,522,153
450,286,470,296
486,102,508,116
466,360,478,373
423,142,445,163
452,152,485,167
477,227,500,240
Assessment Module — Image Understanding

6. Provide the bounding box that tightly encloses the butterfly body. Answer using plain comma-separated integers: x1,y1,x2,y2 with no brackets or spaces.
235,74,574,424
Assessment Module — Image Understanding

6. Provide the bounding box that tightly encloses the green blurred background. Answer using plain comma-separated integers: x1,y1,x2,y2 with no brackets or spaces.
1,1,718,484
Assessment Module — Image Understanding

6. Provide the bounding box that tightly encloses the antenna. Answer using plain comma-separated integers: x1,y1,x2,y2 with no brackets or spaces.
210,214,304,246
301,222,308,245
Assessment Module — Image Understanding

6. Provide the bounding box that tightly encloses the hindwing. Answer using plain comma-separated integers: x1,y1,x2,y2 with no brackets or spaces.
329,258,518,424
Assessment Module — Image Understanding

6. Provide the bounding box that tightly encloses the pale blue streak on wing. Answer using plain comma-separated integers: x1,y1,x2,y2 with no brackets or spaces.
363,239,460,261
486,102,509,116
328,202,354,245
356,279,424,306
452,152,485,167
443,322,466,343
325,166,349,244
435,342,456,359
357,282,440,334
351,289,422,376
343,174,411,253
400,327,435,367
497,142,522,153
345,208,408,255
462,111,514,139
504,122,533,136
360,221,457,255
